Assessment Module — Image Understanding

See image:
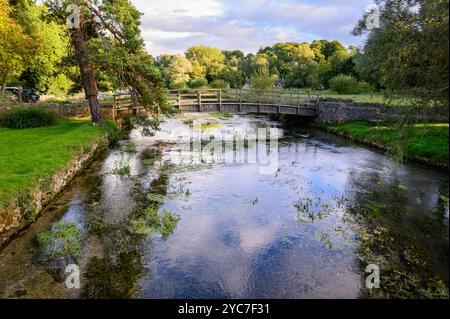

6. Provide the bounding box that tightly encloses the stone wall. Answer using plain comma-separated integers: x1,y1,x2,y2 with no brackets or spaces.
39,103,115,120
0,103,116,120
316,98,449,123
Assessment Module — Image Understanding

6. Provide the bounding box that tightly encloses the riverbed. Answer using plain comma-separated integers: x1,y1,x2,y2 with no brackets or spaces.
0,114,448,299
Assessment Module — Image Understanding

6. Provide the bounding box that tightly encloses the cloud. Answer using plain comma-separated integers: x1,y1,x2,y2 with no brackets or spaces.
131,0,373,56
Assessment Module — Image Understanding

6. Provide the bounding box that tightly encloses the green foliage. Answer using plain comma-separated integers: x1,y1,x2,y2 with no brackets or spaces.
113,163,131,176
186,46,226,82
329,74,360,94
121,141,137,154
128,205,179,238
249,68,274,90
160,210,180,238
141,148,162,166
170,81,188,90
36,220,81,260
354,0,449,105
0,0,32,85
103,120,121,146
1,107,57,129
168,54,192,87
189,78,209,89
210,79,229,89
284,60,320,89
24,210,37,222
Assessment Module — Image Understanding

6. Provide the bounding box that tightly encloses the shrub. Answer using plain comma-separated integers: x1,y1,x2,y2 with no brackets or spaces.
189,78,208,89
1,107,57,129
358,81,375,94
210,79,229,89
249,68,274,90
329,74,360,94
103,120,121,146
170,82,188,90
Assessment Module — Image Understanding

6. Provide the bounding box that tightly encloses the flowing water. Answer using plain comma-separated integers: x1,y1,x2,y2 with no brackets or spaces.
0,114,448,299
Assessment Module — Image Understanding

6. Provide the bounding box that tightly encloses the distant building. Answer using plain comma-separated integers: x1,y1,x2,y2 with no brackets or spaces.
273,79,284,89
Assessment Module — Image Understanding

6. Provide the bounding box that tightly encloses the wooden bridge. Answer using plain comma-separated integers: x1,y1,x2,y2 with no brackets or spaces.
167,89,320,117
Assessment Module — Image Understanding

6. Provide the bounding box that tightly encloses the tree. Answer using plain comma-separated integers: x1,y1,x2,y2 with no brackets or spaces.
249,67,275,90
284,60,319,89
168,54,192,88
0,0,31,87
354,0,449,105
45,0,169,123
186,46,226,82
12,0,71,94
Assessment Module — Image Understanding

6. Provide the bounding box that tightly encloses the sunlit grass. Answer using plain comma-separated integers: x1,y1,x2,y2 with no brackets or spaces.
0,119,104,205
327,121,449,164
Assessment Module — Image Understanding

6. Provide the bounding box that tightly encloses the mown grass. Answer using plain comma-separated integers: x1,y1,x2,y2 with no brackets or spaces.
327,121,449,164
0,119,104,205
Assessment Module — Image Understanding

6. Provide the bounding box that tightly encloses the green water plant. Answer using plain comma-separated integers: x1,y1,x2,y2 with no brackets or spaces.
36,221,81,261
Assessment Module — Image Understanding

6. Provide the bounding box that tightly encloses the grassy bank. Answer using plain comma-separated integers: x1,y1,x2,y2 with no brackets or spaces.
325,121,449,167
0,119,104,205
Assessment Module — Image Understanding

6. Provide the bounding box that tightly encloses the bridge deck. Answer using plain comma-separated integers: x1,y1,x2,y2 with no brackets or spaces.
168,89,319,117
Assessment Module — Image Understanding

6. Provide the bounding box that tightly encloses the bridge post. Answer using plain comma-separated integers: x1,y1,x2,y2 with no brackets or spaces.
219,90,222,112
178,92,181,111
238,90,242,113
198,90,202,112
258,92,261,113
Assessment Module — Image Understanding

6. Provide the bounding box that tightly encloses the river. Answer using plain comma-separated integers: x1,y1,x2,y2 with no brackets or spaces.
0,113,448,299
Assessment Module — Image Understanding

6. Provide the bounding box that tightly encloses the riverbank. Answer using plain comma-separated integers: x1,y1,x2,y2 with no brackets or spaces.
0,119,108,247
319,121,449,170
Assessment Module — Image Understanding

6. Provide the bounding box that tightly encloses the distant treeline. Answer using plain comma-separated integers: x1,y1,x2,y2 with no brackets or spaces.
154,41,371,92
1,0,448,107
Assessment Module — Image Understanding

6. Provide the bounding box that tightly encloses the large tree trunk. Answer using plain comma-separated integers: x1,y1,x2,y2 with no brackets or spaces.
71,11,103,124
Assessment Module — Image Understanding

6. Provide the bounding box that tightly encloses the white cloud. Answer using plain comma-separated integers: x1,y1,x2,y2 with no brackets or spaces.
130,0,372,56
132,0,223,18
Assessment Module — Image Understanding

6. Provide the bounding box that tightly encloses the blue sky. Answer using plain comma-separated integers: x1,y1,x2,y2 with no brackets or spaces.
131,0,374,56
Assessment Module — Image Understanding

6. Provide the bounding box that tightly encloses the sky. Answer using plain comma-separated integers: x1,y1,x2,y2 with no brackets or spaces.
131,0,374,57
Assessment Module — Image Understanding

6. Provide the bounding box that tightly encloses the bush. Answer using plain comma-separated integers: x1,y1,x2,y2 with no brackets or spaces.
1,107,58,129
249,69,274,90
210,79,229,89
103,120,121,146
189,78,208,89
170,82,188,90
358,81,375,94
329,74,360,94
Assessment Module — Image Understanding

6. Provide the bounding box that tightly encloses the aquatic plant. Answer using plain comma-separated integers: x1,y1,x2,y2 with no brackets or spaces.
141,148,162,166
113,163,131,176
160,210,180,238
103,120,122,146
128,205,180,239
36,221,81,261
121,141,137,154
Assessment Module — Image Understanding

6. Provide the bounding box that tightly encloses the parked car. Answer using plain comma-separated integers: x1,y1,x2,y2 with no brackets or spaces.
3,87,40,103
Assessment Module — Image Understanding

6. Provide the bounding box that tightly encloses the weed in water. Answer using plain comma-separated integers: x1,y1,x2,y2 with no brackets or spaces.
160,210,180,238
36,221,81,261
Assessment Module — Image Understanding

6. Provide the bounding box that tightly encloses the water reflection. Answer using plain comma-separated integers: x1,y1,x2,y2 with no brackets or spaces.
0,114,447,299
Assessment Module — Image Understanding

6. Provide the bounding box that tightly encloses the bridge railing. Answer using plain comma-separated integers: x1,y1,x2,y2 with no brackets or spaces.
167,89,319,110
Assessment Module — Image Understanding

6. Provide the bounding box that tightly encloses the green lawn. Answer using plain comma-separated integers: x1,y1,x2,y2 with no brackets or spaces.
327,121,449,164
0,120,104,204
